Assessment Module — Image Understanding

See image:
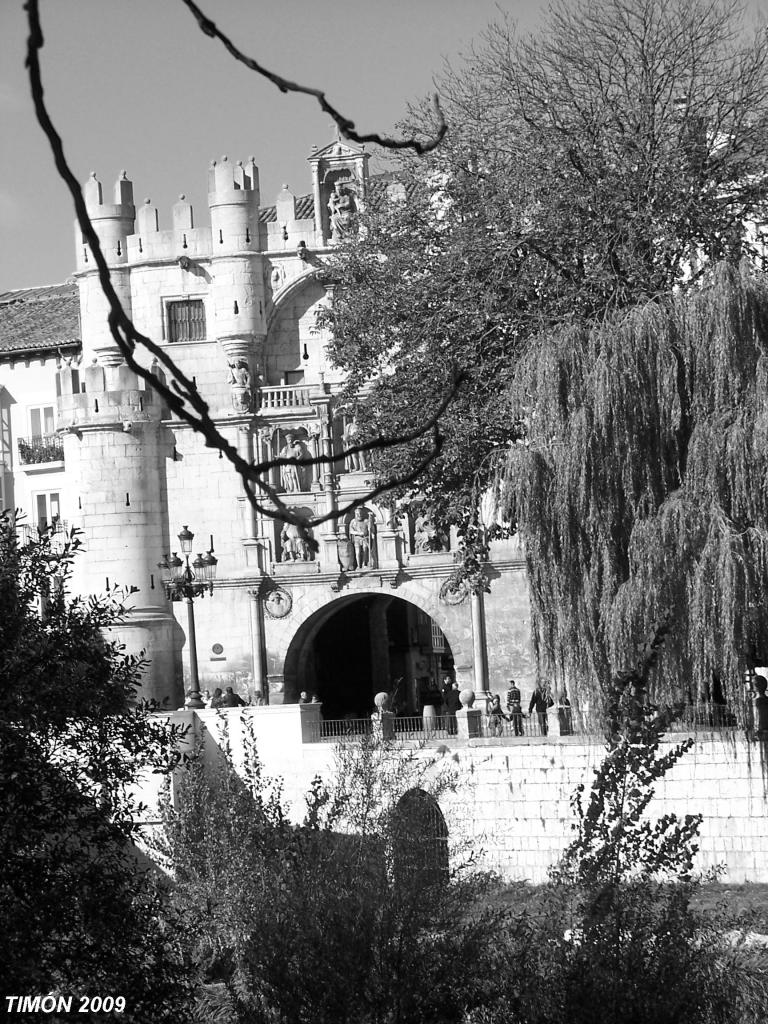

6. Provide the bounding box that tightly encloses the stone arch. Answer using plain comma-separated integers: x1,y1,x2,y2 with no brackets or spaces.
264,273,326,384
279,587,467,711
392,788,449,888
266,268,322,330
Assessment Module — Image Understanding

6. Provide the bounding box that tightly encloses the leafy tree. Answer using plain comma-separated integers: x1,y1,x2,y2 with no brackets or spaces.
0,513,192,1017
467,635,768,1024
157,724,512,1024
501,263,768,718
324,0,768,531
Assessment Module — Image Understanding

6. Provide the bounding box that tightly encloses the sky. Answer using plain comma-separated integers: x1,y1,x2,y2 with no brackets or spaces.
0,0,547,292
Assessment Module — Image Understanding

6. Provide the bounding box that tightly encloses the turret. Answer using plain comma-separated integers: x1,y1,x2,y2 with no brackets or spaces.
208,154,261,254
75,171,135,366
207,156,267,383
56,359,182,706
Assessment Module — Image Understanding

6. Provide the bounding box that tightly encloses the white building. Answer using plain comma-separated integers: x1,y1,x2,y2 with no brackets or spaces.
0,138,535,712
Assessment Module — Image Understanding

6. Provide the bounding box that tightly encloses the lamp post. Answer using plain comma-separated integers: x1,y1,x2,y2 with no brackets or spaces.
158,526,217,707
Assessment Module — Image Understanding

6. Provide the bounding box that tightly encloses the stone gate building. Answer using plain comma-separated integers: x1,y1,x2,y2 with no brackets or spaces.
0,138,536,711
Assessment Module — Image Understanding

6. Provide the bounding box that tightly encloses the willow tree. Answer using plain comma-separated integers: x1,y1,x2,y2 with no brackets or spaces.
500,263,768,721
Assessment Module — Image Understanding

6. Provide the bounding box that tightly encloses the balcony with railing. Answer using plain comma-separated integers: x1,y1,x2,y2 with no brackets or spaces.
257,385,314,413
17,518,71,548
17,434,64,466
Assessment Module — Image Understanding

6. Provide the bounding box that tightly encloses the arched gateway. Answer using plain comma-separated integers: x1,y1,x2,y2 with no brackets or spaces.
281,592,462,717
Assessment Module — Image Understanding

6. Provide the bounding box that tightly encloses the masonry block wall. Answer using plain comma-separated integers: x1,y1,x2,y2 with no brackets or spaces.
154,707,768,885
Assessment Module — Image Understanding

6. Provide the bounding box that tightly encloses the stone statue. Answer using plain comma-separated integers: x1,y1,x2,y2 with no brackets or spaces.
328,181,357,241
227,359,252,413
280,521,309,561
343,419,368,472
278,432,306,492
349,508,371,569
414,514,434,553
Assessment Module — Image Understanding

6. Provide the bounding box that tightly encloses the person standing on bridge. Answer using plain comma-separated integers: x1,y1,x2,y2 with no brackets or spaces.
487,694,508,737
506,679,524,736
445,681,462,735
529,683,552,736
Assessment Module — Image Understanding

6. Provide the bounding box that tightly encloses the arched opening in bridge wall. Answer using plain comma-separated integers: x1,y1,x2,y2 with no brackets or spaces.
282,594,456,717
392,789,449,888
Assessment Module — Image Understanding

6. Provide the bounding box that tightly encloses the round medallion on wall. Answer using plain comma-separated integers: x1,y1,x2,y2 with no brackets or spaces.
439,578,469,606
264,586,293,618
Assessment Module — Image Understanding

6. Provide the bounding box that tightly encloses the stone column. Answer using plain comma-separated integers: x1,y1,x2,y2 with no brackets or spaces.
310,430,322,490
238,426,257,541
368,600,392,697
249,588,268,703
471,589,489,693
310,397,339,567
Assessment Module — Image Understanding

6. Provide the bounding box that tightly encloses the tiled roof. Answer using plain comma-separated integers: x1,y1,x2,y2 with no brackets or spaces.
0,282,80,357
259,194,315,224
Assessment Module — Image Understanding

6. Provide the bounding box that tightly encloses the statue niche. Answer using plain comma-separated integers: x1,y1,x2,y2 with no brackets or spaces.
227,359,252,413
324,172,359,243
276,428,311,493
279,507,315,563
334,413,369,473
340,506,378,571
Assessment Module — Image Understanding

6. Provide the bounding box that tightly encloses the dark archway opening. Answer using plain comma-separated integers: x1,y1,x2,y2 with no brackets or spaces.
392,789,449,889
288,595,455,718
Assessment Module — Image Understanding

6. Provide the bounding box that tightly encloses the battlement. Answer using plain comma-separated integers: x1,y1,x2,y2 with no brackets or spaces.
83,169,135,218
77,171,136,270
207,155,260,203
126,196,213,262
75,152,338,273
56,359,169,429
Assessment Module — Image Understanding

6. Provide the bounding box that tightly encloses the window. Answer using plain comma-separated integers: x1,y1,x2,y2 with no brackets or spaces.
30,405,55,438
167,299,206,342
430,621,446,653
35,491,60,530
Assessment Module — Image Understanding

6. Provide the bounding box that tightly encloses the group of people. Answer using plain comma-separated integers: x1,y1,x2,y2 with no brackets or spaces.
193,686,265,708
485,680,556,737
299,691,321,704
418,676,463,735
419,676,559,739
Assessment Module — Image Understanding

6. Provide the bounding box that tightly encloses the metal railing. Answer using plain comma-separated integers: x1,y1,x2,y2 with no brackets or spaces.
17,434,64,465
480,710,556,739
306,703,742,744
307,714,456,743
17,518,70,548
667,703,739,731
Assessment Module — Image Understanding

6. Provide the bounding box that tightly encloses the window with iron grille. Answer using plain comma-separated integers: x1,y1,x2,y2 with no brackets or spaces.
430,621,446,653
167,299,206,342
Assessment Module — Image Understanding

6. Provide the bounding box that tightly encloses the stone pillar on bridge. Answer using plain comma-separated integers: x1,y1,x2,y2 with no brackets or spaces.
456,689,483,739
470,590,489,693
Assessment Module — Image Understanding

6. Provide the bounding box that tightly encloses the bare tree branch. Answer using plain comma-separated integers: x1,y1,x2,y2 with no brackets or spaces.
23,0,459,543
179,0,447,155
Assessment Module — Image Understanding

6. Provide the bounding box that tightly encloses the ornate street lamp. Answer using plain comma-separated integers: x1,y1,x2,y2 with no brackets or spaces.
158,525,218,706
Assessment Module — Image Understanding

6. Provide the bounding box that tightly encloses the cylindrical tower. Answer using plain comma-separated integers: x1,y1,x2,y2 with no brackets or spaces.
208,156,267,394
57,360,182,706
74,171,135,366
